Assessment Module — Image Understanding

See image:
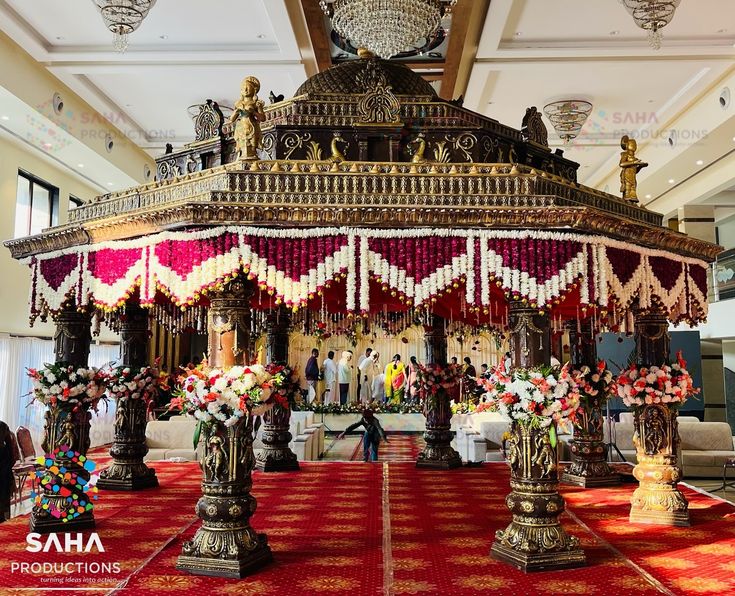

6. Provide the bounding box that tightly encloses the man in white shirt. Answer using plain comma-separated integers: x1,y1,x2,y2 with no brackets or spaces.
372,372,386,403
322,351,337,404
356,348,373,403
337,350,353,405
359,351,379,404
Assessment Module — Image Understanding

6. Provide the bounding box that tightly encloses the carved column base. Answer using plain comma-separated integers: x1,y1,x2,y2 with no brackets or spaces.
630,455,689,527
176,493,273,579
491,478,586,572
416,427,461,470
255,416,299,473
97,460,158,491
561,440,620,488
30,505,95,535
255,448,299,473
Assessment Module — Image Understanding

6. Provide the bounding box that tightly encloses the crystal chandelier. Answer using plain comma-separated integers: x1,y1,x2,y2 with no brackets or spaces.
543,100,593,144
320,0,456,59
93,0,157,52
621,0,681,50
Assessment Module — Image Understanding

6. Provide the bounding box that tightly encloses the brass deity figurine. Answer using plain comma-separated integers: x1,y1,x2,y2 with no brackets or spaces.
230,76,266,160
619,135,648,203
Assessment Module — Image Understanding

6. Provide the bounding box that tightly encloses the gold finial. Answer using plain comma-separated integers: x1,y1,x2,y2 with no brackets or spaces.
619,135,648,203
357,47,375,59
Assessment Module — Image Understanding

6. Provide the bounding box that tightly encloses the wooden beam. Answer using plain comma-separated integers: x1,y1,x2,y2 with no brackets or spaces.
296,0,333,74
440,0,492,100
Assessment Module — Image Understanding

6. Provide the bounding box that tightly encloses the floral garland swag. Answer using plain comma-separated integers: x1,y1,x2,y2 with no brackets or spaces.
561,362,620,488
27,362,107,533
415,363,463,470
171,365,274,578
479,363,586,571
255,364,300,472
97,363,164,491
614,351,698,527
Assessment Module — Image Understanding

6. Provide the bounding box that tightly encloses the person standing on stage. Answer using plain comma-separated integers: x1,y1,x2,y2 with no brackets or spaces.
337,408,388,462
356,347,373,403
322,350,337,404
384,354,407,404
359,350,379,404
406,355,419,403
372,371,386,403
338,350,353,405
305,348,320,403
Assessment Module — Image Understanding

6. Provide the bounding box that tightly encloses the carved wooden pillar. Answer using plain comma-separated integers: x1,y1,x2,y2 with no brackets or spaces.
53,302,92,367
178,277,272,577
630,309,689,526
208,279,254,368
561,320,619,488
417,315,461,469
507,300,550,369
257,307,299,472
264,307,291,365
31,302,95,533
98,303,158,491
491,300,585,571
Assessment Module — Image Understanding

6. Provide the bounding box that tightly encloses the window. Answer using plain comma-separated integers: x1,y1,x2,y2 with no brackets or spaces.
69,195,84,210
13,171,59,238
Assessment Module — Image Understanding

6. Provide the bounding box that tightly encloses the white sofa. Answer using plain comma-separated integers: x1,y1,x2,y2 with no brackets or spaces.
145,417,199,461
600,421,735,478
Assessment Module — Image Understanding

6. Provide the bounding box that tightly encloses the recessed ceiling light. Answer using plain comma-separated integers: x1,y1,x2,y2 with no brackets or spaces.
696,159,704,166
78,163,84,168
159,34,168,40
0,115,9,121
56,36,64,40
717,28,728,33
668,178,675,184
648,99,655,103
514,31,522,37
256,34,266,39
645,194,652,199
107,182,114,186
609,30,620,36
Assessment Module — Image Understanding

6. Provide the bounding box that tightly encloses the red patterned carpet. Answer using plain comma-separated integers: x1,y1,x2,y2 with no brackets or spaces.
350,434,424,462
2,460,735,595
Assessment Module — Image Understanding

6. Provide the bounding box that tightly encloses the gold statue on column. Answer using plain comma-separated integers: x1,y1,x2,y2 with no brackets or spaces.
619,135,648,203
230,76,266,160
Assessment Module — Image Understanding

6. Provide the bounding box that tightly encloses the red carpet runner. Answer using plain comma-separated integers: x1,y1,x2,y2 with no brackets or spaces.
350,434,424,462
2,460,735,594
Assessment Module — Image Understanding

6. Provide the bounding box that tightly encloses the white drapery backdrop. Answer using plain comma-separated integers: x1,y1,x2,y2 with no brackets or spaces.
0,334,119,453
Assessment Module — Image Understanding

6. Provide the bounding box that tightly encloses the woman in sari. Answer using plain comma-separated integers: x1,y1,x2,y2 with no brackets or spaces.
0,421,16,522
384,354,407,404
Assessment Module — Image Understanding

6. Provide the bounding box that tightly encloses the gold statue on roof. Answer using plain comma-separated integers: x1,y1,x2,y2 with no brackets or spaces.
619,135,648,203
230,76,266,160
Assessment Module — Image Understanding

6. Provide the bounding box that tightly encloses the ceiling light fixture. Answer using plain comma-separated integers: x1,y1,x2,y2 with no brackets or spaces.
668,178,675,184
620,0,681,50
319,0,456,59
696,159,703,165
93,0,157,52
0,115,9,121
609,30,620,36
645,194,652,199
542,100,593,144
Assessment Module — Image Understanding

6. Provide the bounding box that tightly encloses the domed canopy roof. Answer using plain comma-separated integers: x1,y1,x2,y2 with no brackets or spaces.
295,56,437,98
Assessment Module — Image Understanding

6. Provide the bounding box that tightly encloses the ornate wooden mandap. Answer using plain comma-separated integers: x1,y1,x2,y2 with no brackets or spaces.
5,53,720,576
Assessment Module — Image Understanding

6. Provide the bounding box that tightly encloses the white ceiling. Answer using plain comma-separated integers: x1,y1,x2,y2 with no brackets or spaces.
2,0,735,218
0,0,307,150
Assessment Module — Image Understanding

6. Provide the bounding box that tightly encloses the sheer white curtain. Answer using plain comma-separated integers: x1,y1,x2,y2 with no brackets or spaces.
0,335,120,452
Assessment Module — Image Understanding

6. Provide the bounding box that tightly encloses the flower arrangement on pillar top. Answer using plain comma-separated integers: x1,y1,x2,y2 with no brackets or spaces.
415,363,463,469
256,364,301,472
170,363,275,578
97,362,165,490
27,363,107,532
612,351,699,527
561,361,619,487
477,362,585,571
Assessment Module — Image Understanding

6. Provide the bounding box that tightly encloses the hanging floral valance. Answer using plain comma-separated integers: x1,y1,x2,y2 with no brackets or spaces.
26,227,709,324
